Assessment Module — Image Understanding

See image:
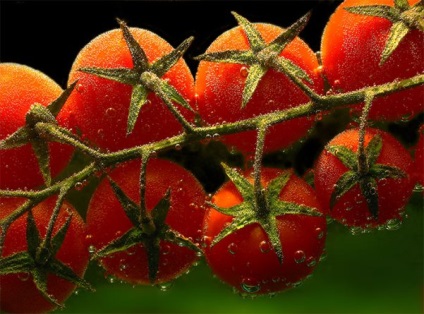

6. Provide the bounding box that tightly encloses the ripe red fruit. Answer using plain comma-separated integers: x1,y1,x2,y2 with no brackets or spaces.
321,0,424,121
86,158,206,284
195,15,324,155
0,197,90,313
314,127,415,228
203,167,326,295
59,24,195,152
0,63,73,190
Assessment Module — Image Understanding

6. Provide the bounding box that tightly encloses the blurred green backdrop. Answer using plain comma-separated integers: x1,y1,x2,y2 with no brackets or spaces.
56,193,422,314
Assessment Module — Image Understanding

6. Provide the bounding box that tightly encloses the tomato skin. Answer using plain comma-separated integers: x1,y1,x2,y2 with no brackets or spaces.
0,197,89,313
0,63,73,190
314,128,415,227
203,168,326,295
86,158,205,284
321,0,423,121
195,23,323,155
58,28,195,152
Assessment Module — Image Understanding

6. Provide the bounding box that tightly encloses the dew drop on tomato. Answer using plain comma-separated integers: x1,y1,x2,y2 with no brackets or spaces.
241,277,261,294
293,250,306,264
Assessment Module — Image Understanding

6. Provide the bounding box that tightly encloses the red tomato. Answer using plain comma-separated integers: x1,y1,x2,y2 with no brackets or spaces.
86,158,206,284
195,23,324,155
58,27,195,152
314,127,415,228
203,168,326,295
0,63,73,190
0,196,89,313
321,0,424,121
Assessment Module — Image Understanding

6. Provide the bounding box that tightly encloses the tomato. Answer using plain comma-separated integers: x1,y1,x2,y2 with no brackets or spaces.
0,63,73,190
314,127,415,228
58,25,195,152
195,20,324,155
321,0,424,121
0,196,89,313
203,167,326,295
86,158,206,285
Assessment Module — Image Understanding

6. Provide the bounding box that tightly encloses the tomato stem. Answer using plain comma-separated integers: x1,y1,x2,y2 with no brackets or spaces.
357,92,374,176
0,73,423,252
138,150,156,235
253,124,269,215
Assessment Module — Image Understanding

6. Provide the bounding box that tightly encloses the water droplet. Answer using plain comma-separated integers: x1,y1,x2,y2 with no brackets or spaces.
294,250,306,264
333,79,341,88
306,257,316,267
157,281,173,292
228,243,238,255
385,218,402,231
271,277,281,283
18,272,30,281
241,278,261,294
174,144,182,151
108,276,115,284
162,244,171,255
74,182,84,191
413,183,424,193
97,129,104,139
259,240,271,253
315,227,324,239
400,114,411,122
319,250,327,262
240,66,249,77
126,246,137,256
88,245,96,255
212,133,220,141
105,107,116,118
73,289,80,296
76,83,84,93
119,263,127,271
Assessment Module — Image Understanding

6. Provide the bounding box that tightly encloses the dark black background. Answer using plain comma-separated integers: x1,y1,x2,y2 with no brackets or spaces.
1,1,341,87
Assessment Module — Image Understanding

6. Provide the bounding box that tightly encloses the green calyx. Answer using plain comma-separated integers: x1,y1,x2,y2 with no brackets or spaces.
92,177,201,284
345,0,424,65
207,163,322,264
0,82,77,187
194,11,313,109
0,209,93,309
327,133,406,219
79,19,195,135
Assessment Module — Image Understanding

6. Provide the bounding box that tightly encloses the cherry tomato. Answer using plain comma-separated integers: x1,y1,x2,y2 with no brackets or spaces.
314,127,415,228
58,27,195,152
321,0,424,121
195,22,324,155
0,63,73,190
203,168,326,295
0,196,89,313
86,158,206,284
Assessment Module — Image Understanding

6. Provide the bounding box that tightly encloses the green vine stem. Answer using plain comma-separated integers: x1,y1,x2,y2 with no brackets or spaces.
253,124,268,217
0,72,423,254
357,92,375,175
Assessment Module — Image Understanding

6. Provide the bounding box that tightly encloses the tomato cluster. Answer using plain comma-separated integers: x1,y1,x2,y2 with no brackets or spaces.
0,0,422,312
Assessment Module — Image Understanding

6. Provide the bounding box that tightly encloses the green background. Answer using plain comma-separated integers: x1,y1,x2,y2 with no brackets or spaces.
58,194,423,314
